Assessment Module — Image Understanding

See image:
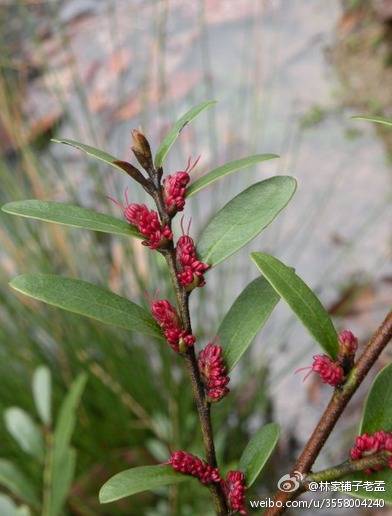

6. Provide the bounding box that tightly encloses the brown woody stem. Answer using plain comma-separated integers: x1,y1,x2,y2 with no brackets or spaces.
151,169,228,514
266,310,392,515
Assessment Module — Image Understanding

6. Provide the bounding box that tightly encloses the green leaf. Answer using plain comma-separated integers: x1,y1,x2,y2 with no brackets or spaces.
0,459,39,508
10,274,162,340
99,465,190,504
47,374,86,516
343,364,392,503
32,366,51,426
51,138,129,173
186,154,279,198
48,448,76,516
239,423,280,487
4,408,44,461
352,115,392,127
218,277,280,371
2,200,142,239
154,100,216,168
53,373,87,461
360,363,392,434
198,176,297,267
251,253,338,358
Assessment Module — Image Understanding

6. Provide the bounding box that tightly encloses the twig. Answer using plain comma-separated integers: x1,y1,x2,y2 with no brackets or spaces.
266,310,392,515
149,163,228,514
303,452,390,486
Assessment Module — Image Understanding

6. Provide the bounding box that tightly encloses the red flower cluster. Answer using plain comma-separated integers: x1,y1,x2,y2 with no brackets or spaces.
151,299,195,352
350,431,392,473
297,354,344,387
163,157,200,215
297,330,359,387
176,232,209,290
110,192,172,250
311,355,344,386
169,451,221,485
124,203,172,249
338,329,358,357
198,342,230,402
224,470,247,515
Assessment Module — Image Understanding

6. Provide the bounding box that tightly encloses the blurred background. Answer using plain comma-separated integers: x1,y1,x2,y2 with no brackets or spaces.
0,0,391,514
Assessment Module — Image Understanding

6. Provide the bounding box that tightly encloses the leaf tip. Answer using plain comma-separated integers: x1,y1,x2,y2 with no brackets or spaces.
1,202,11,213
98,485,109,504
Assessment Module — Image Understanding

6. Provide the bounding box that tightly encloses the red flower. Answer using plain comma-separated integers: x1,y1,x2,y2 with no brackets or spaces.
169,451,221,484
198,342,230,402
350,431,392,473
163,156,200,215
109,191,172,249
151,299,195,352
224,470,247,514
176,219,209,290
296,354,344,387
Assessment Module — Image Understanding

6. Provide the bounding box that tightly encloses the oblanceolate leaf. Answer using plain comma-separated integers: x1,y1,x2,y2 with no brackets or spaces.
99,465,190,503
186,154,279,198
154,100,216,168
251,253,339,358
343,364,392,503
32,366,51,426
4,408,44,461
198,176,297,267
2,201,141,239
352,115,392,127
218,277,280,371
51,138,129,173
0,459,39,508
10,274,162,340
239,423,280,487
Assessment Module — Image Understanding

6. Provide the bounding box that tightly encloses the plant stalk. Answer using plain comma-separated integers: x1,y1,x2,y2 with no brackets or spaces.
303,452,390,485
151,177,228,514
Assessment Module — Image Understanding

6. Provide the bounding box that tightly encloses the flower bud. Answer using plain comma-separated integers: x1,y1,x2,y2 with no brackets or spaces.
338,330,358,359
131,129,154,172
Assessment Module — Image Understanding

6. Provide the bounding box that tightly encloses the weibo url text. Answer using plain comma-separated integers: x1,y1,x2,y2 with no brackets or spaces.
249,498,385,510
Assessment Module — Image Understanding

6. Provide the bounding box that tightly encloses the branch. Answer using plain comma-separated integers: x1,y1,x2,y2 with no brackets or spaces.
151,170,228,514
303,452,390,486
266,310,392,515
